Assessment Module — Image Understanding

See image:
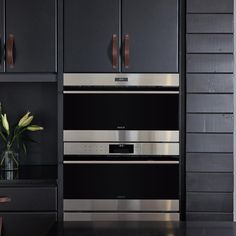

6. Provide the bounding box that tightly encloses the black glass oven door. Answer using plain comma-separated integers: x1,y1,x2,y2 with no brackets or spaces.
64,91,179,130
64,162,179,200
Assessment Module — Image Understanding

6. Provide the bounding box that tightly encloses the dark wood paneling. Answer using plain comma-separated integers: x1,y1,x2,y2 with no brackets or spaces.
187,34,233,53
122,0,178,72
186,212,233,221
0,187,57,211
187,54,233,73
187,192,233,212
186,173,233,192
187,0,233,13
186,133,233,153
186,0,234,221
187,14,233,33
187,94,233,113
6,0,56,72
187,114,233,133
186,74,233,93
186,153,233,172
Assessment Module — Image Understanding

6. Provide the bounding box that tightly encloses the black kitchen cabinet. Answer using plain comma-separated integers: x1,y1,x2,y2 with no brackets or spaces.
122,0,178,72
0,0,56,73
64,0,119,72
0,187,57,211
0,0,3,72
64,0,178,73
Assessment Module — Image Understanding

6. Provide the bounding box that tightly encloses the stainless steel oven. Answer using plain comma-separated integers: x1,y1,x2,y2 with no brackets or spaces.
64,74,179,156
63,73,180,221
63,160,179,221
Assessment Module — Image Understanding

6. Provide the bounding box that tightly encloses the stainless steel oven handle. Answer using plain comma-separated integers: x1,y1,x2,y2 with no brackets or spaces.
64,161,179,164
63,91,179,94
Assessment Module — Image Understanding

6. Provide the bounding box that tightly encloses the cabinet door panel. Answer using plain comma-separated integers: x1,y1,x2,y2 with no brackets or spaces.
122,0,178,72
0,187,57,211
64,0,119,72
0,0,3,72
0,213,56,236
6,0,56,72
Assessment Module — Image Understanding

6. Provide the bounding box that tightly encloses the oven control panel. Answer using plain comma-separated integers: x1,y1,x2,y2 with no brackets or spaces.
64,143,179,156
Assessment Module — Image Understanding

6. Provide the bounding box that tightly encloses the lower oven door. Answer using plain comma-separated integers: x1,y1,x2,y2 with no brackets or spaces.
64,160,179,221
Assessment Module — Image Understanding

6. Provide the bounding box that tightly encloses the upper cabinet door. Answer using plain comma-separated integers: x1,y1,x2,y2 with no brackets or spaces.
122,0,178,73
0,0,3,72
5,0,56,73
64,0,120,73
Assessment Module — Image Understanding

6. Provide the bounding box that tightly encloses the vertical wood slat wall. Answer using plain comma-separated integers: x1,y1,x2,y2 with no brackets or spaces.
186,0,234,221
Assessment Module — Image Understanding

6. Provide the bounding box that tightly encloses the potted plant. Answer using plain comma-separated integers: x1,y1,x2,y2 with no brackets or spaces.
0,103,44,171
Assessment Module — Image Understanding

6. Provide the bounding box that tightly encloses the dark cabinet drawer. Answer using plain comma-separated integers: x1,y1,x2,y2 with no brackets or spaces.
0,187,57,211
0,213,56,236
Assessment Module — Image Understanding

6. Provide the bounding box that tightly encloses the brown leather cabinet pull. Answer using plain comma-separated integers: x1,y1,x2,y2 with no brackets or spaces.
124,34,130,68
7,34,15,68
112,34,118,69
0,197,11,203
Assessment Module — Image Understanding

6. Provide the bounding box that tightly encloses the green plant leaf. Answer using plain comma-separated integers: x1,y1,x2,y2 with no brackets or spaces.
0,130,7,144
22,143,27,155
1,114,10,136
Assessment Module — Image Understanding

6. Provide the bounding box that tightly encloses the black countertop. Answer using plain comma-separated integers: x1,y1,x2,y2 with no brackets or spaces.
2,219,236,236
0,165,58,185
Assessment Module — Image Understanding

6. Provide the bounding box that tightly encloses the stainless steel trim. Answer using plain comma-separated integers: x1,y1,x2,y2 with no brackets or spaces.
63,73,179,87
64,91,179,94
64,199,179,211
64,130,179,142
64,142,179,156
64,213,180,221
64,161,179,164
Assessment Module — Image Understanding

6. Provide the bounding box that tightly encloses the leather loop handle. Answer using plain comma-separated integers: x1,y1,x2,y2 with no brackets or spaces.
7,34,14,68
0,197,11,203
124,34,130,68
112,34,118,69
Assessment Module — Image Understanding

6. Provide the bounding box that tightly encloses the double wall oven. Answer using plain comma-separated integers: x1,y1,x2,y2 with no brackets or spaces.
63,74,180,221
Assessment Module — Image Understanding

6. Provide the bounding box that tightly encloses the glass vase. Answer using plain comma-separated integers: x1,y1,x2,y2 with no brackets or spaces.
0,150,19,171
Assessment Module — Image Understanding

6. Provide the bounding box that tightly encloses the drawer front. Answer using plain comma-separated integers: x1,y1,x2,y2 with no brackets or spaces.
0,213,56,236
0,187,57,211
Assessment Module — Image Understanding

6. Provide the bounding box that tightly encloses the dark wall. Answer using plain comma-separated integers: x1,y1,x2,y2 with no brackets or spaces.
186,0,234,221
0,82,58,165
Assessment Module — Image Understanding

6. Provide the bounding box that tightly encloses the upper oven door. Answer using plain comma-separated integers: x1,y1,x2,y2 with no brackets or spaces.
64,90,179,131
63,74,179,131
